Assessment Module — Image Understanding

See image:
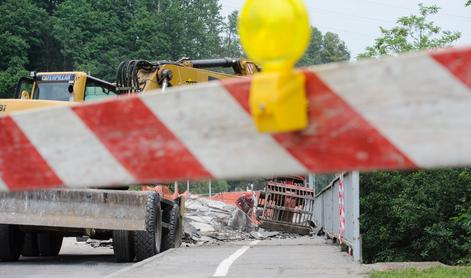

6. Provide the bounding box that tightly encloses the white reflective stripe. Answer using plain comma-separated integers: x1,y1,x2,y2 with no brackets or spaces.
318,54,471,168
13,108,136,188
141,83,307,179
0,178,7,191
213,240,260,277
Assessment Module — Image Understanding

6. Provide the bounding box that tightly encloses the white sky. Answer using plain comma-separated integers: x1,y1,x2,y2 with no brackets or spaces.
220,0,471,58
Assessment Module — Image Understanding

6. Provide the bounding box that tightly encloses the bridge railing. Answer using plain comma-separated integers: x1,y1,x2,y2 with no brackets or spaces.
313,172,361,262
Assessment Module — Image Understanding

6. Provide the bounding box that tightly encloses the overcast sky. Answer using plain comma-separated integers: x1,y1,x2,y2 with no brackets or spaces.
220,0,471,58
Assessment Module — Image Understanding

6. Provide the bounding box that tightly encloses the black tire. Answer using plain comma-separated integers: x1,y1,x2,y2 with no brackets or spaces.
0,224,25,262
161,204,183,251
113,230,135,262
37,232,63,256
134,192,162,261
22,232,39,257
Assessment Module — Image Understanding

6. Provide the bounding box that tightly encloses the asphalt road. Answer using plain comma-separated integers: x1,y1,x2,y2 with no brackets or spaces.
0,237,367,278
108,237,368,278
0,238,132,278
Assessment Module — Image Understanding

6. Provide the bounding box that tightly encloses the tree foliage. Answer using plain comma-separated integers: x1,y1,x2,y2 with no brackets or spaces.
359,4,461,58
298,27,350,66
0,0,49,98
0,0,239,97
178,180,229,196
221,11,243,58
361,170,471,265
359,4,469,265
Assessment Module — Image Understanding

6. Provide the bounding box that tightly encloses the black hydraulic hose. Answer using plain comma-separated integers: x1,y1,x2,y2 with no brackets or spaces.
191,58,239,68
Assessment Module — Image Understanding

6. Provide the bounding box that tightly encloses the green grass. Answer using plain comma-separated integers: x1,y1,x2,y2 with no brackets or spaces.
371,266,471,278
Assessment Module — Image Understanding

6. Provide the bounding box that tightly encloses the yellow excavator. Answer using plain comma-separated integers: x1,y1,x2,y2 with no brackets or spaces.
0,57,259,263
0,58,259,114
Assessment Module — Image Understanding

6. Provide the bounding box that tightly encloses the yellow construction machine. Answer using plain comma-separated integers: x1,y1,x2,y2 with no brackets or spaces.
0,57,259,263
0,58,258,114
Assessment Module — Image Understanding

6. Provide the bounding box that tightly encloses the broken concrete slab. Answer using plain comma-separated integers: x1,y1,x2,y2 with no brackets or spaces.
250,230,279,240
183,195,307,246
189,222,215,233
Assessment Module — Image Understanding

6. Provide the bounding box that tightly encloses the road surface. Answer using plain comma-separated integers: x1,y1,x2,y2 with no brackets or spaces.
0,238,131,278
108,237,368,278
0,237,367,278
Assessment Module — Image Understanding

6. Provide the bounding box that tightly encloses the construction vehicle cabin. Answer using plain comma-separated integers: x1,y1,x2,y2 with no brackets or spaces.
0,58,259,114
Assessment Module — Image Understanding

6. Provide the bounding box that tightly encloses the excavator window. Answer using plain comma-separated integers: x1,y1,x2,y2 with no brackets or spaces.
34,81,71,101
84,77,117,101
15,77,33,99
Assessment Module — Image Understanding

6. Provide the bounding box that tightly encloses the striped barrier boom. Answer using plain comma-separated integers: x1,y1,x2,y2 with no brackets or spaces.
0,47,470,191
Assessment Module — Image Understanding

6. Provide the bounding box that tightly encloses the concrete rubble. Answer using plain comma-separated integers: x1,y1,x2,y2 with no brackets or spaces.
84,238,113,249
83,195,314,249
183,195,312,246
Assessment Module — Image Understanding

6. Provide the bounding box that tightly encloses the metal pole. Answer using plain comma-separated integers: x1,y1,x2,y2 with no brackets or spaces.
186,180,190,192
351,171,362,262
308,173,315,190
209,180,212,197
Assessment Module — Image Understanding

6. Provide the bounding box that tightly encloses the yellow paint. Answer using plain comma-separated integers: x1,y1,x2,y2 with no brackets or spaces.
72,72,87,101
239,0,310,132
0,99,74,114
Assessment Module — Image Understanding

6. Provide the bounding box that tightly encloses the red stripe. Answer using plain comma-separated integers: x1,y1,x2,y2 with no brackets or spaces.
431,47,471,90
222,71,417,172
72,97,211,182
0,117,63,190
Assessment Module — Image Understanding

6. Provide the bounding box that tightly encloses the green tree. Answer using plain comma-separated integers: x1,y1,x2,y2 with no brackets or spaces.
358,4,469,265
183,180,229,196
467,1,471,7
53,0,131,80
361,170,471,264
298,27,350,66
358,4,461,58
320,32,350,63
221,11,243,58
181,0,224,59
0,0,49,98
125,0,174,60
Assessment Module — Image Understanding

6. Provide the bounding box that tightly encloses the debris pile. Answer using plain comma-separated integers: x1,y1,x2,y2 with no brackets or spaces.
183,195,310,246
183,195,246,245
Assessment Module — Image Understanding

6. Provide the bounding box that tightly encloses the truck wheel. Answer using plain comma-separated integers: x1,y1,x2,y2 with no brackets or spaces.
134,192,162,261
37,232,63,256
113,230,135,262
22,232,39,256
0,224,25,262
161,204,183,251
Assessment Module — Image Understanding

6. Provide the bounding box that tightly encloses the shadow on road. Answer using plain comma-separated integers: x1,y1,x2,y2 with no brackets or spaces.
13,254,117,265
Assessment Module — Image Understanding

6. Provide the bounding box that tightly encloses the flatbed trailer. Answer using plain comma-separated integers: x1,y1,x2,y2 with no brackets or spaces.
0,189,183,262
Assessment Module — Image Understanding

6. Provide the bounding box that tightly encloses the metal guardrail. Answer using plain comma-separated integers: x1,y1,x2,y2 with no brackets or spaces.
312,172,361,262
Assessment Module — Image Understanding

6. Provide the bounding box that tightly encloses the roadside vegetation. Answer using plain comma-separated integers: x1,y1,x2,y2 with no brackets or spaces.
371,266,471,278
359,4,470,266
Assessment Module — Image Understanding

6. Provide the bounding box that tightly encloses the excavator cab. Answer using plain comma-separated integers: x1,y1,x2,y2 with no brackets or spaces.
15,72,116,102
1,72,117,114
30,72,117,102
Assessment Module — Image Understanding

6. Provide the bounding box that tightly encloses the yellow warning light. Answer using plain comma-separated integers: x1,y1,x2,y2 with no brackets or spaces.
239,0,311,133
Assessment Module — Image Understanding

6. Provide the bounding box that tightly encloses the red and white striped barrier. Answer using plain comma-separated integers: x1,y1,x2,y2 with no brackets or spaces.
338,176,345,245
0,47,470,191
